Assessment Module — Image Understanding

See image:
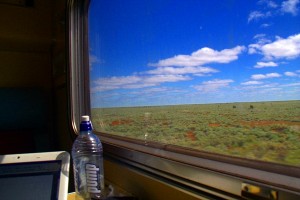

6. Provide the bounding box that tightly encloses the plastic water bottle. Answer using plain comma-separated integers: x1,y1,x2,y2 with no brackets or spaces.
72,115,105,199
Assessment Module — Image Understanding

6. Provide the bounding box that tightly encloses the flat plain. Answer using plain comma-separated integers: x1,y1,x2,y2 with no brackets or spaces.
92,100,300,166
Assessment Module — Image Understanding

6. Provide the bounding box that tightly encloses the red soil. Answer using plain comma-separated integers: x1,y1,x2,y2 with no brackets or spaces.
186,131,197,141
110,119,133,126
208,123,221,127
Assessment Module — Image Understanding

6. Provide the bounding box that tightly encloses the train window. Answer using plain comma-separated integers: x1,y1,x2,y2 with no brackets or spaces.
89,0,300,166
70,0,300,198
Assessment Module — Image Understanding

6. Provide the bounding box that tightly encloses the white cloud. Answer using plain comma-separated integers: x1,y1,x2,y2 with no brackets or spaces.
262,34,300,59
89,54,103,70
193,79,234,93
91,74,191,92
94,75,141,86
248,11,270,22
258,0,278,8
143,74,191,84
92,76,143,92
248,33,300,60
254,34,266,39
268,0,279,8
248,0,299,23
141,87,170,93
148,46,245,67
248,34,272,54
251,73,281,80
241,81,264,85
282,82,300,86
241,82,279,89
254,61,278,68
260,23,272,28
285,71,299,76
253,34,272,44
248,44,261,54
281,0,299,15
146,66,218,76
248,0,277,23
91,45,246,93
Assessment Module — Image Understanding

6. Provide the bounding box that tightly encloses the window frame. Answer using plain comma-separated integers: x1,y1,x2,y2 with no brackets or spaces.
68,0,91,135
68,0,300,199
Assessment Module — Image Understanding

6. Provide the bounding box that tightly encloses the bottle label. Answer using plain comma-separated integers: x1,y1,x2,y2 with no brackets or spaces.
85,164,101,193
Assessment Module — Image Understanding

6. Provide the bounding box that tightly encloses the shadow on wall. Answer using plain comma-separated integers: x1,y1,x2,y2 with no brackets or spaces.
0,88,52,154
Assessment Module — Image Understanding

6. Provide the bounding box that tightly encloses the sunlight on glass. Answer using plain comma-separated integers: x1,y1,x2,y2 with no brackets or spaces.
89,0,300,166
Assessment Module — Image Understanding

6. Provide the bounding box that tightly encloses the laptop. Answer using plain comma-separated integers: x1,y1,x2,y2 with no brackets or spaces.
0,151,70,200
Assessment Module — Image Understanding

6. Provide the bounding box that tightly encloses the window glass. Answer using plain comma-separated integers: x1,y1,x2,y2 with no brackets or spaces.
88,0,300,166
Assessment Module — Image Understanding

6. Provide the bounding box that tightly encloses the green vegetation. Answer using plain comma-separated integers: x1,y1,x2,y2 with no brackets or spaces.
91,101,300,166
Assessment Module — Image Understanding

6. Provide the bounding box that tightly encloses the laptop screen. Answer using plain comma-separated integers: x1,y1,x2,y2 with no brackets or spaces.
0,160,62,200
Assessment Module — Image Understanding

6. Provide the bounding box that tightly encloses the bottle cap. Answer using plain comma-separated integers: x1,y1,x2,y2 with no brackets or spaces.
80,115,92,131
81,115,90,122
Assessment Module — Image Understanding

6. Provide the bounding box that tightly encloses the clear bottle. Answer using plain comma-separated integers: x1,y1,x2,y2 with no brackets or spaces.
72,115,104,200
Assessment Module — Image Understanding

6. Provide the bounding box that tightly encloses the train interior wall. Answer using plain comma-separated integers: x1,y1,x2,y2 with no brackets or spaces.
0,0,72,154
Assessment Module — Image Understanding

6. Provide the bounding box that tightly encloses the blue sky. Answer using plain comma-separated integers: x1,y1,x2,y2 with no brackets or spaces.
89,0,300,108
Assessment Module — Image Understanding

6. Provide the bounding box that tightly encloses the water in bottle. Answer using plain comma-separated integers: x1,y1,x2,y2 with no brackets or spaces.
72,115,104,199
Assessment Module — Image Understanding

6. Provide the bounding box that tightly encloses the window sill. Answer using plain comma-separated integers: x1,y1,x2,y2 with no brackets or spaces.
99,132,300,199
